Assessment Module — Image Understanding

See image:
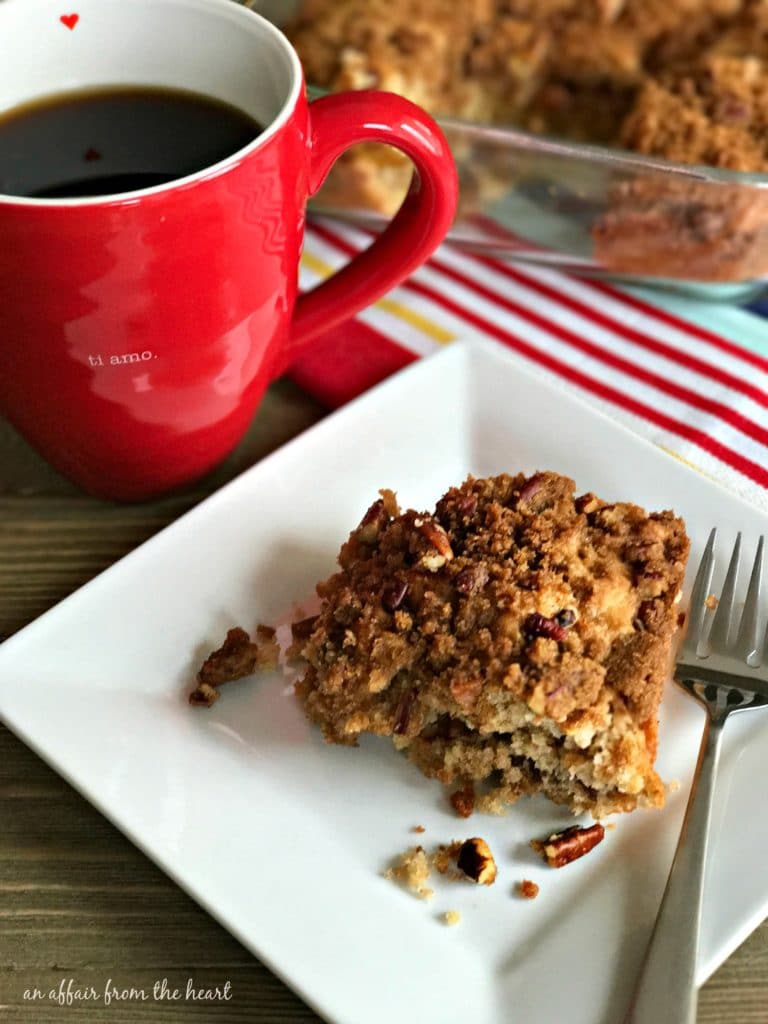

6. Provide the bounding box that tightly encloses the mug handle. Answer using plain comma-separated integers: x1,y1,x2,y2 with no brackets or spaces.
272,90,458,376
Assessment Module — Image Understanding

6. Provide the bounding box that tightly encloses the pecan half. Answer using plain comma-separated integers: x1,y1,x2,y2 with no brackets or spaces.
456,493,478,517
531,824,605,868
517,474,543,504
361,498,385,525
415,517,454,570
455,564,489,595
382,579,409,612
393,688,417,735
525,613,568,643
291,615,319,643
457,837,497,885
358,499,389,543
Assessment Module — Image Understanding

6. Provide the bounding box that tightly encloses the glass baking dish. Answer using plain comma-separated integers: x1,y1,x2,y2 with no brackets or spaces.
253,0,768,302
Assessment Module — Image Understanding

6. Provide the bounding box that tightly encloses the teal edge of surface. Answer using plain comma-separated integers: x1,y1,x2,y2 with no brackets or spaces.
627,284,768,358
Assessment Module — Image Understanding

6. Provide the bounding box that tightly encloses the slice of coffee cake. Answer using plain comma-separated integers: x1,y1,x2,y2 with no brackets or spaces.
295,473,689,817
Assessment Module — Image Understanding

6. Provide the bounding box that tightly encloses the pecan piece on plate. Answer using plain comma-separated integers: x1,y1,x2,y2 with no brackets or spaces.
188,682,219,708
457,837,497,885
531,823,605,868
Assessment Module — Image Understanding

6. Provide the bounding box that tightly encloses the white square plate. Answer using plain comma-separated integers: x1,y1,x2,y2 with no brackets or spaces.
2,340,767,1024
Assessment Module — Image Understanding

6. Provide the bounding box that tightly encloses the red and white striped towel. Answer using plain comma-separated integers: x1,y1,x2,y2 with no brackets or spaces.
294,218,768,513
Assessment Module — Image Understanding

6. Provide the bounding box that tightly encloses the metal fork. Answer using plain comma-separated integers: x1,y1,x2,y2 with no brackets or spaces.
625,529,768,1024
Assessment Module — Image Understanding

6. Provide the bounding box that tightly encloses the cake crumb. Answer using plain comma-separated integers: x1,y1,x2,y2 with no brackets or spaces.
255,623,280,668
431,841,463,877
475,791,508,816
198,627,262,684
517,879,539,900
190,625,278,707
449,783,476,818
413,825,426,834
379,488,401,517
605,822,617,830
443,910,461,927
705,593,719,610
385,846,432,898
388,838,499,904
666,779,681,793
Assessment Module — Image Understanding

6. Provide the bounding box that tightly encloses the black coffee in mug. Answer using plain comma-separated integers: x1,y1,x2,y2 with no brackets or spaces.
0,86,262,198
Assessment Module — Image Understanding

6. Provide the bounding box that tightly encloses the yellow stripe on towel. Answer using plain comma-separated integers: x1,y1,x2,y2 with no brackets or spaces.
658,445,718,483
301,251,455,345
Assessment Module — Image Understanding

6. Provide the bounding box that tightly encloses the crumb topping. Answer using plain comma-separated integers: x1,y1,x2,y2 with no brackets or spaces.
384,845,434,900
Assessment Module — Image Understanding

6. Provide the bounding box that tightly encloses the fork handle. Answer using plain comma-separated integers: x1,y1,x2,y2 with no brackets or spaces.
624,702,726,1024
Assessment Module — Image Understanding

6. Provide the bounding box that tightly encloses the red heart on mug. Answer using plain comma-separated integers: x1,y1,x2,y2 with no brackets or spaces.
59,13,79,30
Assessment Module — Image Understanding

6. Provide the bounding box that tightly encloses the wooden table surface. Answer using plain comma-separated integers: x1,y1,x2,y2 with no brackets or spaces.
1,381,767,1023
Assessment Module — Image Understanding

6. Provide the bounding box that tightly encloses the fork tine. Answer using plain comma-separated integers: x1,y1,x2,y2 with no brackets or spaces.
708,532,742,652
736,537,764,665
685,528,717,655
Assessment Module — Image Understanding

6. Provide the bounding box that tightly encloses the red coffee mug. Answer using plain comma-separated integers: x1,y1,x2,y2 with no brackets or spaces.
0,0,457,500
